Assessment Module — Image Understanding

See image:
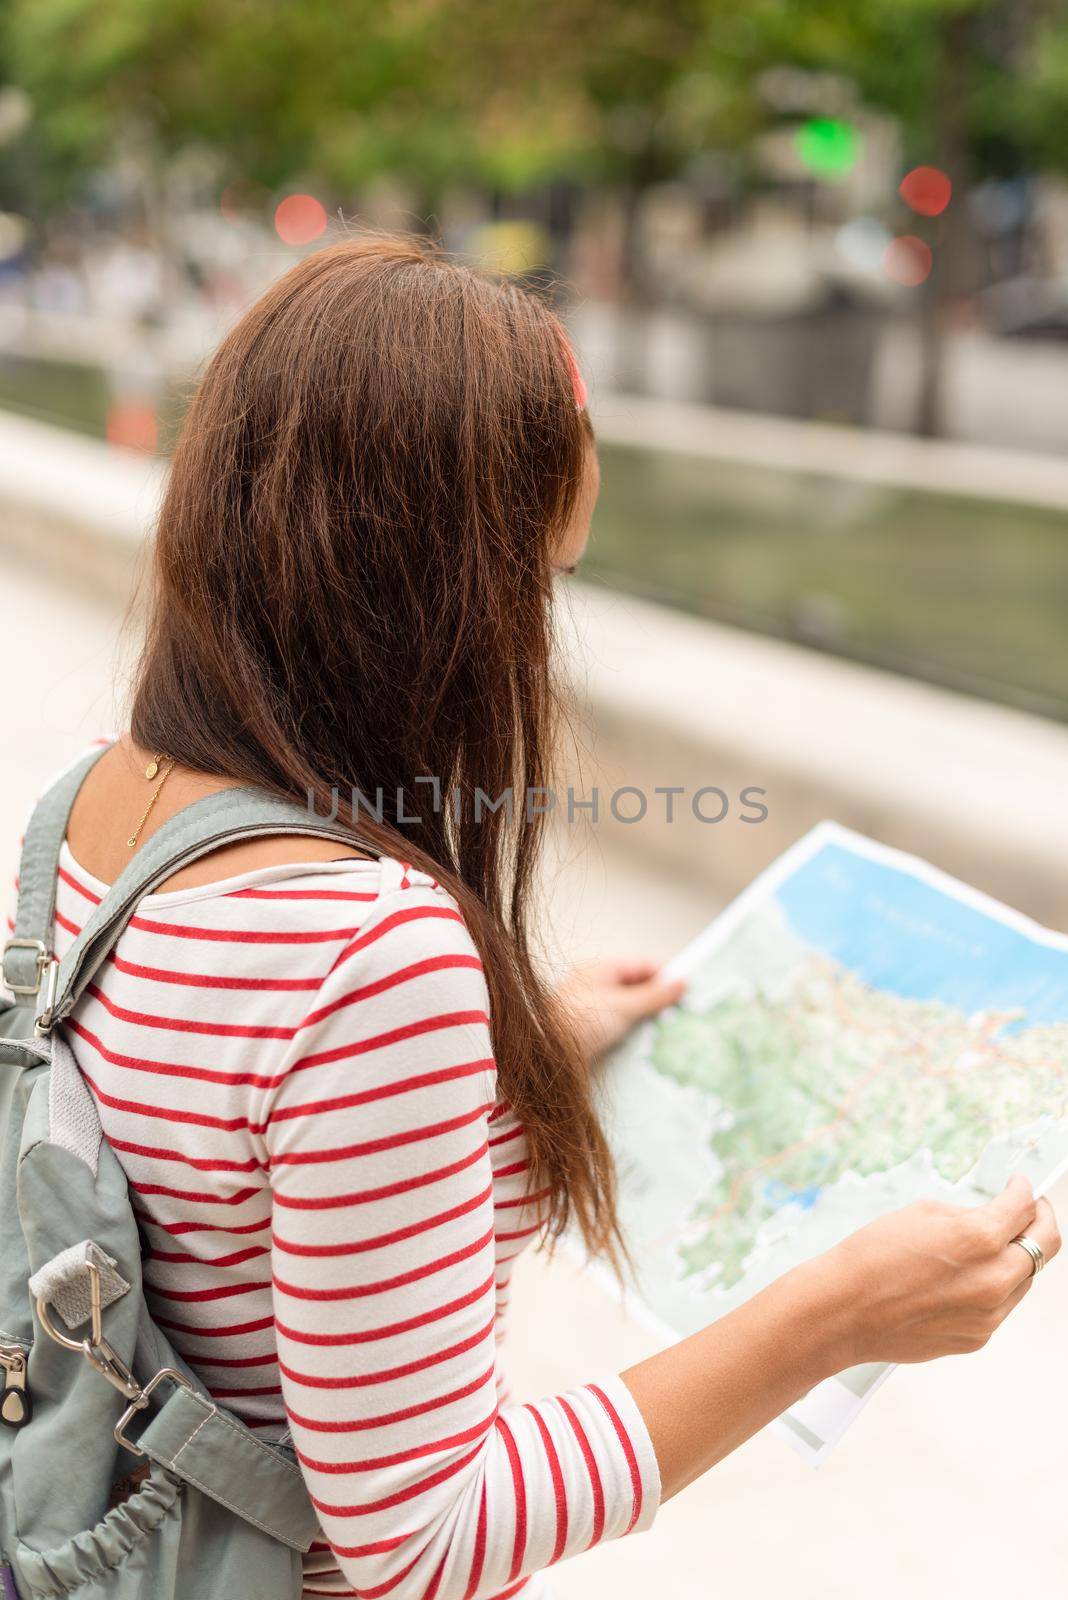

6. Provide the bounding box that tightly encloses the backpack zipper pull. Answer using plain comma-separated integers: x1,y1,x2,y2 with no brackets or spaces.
0,1343,31,1428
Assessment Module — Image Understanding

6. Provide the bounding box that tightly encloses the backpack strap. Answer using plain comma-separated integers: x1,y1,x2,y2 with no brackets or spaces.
123,1383,319,1550
18,770,374,1549
37,782,371,1034
2,745,110,998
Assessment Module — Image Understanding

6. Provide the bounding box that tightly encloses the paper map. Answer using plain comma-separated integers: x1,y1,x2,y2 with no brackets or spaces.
601,823,1068,1461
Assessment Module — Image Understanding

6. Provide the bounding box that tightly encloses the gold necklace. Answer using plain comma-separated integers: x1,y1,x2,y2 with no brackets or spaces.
127,753,176,849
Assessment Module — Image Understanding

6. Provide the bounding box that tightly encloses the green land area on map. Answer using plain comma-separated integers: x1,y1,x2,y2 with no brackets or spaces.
614,891,1068,1306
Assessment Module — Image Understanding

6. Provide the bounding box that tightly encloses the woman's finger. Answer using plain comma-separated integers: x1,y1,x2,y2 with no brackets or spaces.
1024,1196,1060,1264
1003,1196,1060,1290
1035,1197,1062,1261
985,1173,1037,1243
612,959,668,986
995,1273,1034,1320
617,974,686,1020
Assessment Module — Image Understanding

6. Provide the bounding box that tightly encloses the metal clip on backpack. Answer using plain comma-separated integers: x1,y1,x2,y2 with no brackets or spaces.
0,746,365,1599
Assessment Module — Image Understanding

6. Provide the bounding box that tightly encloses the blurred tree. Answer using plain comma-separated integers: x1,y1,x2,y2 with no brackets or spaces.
5,0,1068,430
3,0,443,204
423,0,758,297
719,0,1068,432
3,0,761,288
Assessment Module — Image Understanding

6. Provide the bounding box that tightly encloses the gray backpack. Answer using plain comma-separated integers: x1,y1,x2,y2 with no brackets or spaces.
0,746,365,1598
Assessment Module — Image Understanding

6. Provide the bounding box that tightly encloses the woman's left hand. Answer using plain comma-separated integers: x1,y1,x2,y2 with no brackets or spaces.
554,958,686,1063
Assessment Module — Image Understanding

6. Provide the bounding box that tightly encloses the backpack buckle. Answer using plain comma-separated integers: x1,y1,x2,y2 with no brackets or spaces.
34,1250,194,1451
36,1249,141,1393
114,1366,194,1455
1,938,50,997
33,959,60,1036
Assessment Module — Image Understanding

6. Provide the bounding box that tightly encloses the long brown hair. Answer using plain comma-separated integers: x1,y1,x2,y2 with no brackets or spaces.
131,233,620,1260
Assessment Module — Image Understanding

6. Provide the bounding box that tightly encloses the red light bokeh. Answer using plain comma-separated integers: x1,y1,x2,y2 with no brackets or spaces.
274,194,329,246
899,166,952,217
883,235,934,287
106,402,158,454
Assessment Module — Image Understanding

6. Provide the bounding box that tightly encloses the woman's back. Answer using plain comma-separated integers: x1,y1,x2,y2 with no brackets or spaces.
14,752,658,1600
51,841,522,1428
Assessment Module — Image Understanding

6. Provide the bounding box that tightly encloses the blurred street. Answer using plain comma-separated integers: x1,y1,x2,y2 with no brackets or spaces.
5,554,1068,1600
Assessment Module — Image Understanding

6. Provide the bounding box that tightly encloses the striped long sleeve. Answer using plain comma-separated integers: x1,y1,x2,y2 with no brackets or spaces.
260,877,660,1599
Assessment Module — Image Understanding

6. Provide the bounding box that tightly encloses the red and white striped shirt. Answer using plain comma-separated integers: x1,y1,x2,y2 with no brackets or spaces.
7,797,660,1598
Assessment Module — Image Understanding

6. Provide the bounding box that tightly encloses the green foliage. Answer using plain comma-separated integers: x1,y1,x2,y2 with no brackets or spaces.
3,0,1068,211
0,0,751,207
712,0,1068,178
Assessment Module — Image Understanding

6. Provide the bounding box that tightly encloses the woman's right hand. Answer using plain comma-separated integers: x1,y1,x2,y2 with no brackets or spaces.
622,1172,1060,1502
826,1174,1061,1367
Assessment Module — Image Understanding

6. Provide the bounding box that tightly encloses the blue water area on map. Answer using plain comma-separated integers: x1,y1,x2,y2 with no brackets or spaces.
763,1179,823,1210
775,840,1068,1030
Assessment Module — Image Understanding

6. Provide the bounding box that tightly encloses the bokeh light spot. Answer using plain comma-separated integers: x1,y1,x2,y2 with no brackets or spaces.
883,235,933,287
274,194,328,246
106,402,158,454
899,166,952,217
835,217,892,273
795,118,861,181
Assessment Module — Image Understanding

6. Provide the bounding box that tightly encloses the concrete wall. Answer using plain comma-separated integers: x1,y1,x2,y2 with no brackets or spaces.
557,584,1068,930
1,412,160,600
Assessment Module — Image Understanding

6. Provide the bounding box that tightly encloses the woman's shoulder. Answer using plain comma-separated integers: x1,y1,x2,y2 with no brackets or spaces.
126,853,482,989
51,846,489,1044
301,859,485,995
21,738,485,989
252,863,492,1101
37,737,449,912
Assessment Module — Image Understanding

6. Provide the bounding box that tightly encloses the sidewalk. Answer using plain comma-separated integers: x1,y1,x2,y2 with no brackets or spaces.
3,559,1068,1600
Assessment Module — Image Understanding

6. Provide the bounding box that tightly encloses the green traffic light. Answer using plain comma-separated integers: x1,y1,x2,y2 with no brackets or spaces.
795,118,860,180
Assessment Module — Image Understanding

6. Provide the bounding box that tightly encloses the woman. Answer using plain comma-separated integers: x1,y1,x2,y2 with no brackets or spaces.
41,236,1057,1598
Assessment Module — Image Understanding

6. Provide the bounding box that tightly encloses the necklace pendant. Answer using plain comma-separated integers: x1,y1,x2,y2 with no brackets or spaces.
145,760,159,780
126,836,138,848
